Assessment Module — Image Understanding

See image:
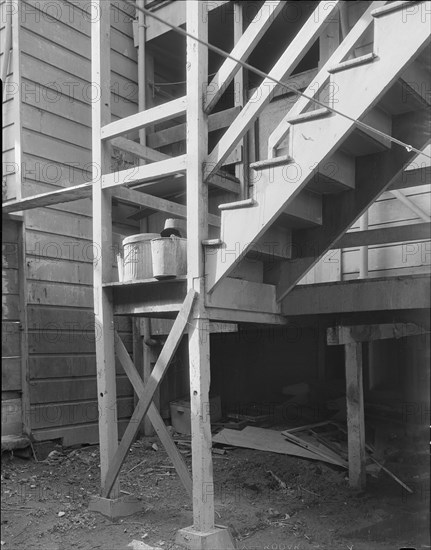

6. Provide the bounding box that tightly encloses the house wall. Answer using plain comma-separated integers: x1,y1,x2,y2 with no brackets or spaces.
1,0,19,202
2,219,24,437
18,0,141,445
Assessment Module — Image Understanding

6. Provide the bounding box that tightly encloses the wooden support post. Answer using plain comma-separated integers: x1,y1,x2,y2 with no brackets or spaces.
102,290,196,498
345,342,366,490
114,331,192,497
177,2,235,548
90,0,120,500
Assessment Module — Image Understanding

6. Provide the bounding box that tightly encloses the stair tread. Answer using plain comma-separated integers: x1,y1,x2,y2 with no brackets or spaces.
284,107,331,124
328,53,378,74
250,155,293,171
218,198,256,210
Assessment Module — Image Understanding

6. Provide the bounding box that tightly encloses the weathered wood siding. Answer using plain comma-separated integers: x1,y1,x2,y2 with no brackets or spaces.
2,219,23,436
19,0,140,445
341,184,430,280
1,0,19,202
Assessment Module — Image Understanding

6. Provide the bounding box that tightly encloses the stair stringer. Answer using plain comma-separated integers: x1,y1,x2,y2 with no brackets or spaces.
204,5,430,293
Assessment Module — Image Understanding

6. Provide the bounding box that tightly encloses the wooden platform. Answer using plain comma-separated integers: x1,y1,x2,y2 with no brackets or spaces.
281,274,430,316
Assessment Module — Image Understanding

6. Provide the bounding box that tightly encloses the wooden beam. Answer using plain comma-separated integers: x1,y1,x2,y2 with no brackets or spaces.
334,222,430,249
206,278,282,315
113,187,221,228
101,96,186,140
111,137,170,162
268,1,385,156
345,342,366,490
281,275,431,316
204,0,284,113
114,331,192,497
102,289,196,498
207,307,287,326
102,155,187,190
2,182,93,214
390,190,431,222
327,323,430,345
109,278,187,317
146,106,240,149
145,0,228,41
91,0,119,498
205,0,340,178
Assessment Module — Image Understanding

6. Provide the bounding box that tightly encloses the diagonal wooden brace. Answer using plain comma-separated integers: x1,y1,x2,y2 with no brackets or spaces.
114,330,192,497
102,289,197,498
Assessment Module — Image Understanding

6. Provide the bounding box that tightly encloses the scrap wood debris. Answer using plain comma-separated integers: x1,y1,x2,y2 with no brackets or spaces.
212,422,414,493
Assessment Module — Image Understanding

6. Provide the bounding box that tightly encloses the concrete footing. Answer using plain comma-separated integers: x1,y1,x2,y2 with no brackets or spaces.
176,525,236,549
88,494,143,519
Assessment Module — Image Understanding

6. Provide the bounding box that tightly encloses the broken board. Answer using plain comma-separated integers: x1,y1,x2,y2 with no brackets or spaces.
212,426,336,464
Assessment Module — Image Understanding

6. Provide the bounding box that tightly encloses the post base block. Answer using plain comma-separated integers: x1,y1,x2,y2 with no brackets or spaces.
176,525,236,549
88,495,143,519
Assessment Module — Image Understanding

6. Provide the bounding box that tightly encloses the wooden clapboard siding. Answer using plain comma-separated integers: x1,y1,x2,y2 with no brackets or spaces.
302,184,430,284
2,220,23,434
1,0,17,202
30,397,135,430
28,355,126,380
340,185,430,279
18,0,139,443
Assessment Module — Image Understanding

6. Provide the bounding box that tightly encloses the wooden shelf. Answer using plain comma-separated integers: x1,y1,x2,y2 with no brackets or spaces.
103,276,187,288
110,277,187,317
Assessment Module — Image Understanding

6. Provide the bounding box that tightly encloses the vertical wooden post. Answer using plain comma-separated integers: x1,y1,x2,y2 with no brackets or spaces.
177,3,235,547
91,0,120,499
186,0,214,532
345,341,366,490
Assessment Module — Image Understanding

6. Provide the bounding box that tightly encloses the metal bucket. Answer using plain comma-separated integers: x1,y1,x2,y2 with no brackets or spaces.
122,233,160,281
151,236,187,279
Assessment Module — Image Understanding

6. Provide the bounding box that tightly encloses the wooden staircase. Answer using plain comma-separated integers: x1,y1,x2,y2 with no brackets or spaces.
204,1,431,302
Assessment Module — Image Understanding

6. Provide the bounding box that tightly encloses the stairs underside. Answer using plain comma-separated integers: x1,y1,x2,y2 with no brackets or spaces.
204,4,430,300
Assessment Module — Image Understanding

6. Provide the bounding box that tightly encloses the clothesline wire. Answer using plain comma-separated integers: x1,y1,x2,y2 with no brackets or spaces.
128,0,430,159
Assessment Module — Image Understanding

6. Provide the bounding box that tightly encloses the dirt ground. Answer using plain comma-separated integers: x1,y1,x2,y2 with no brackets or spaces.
1,433,429,550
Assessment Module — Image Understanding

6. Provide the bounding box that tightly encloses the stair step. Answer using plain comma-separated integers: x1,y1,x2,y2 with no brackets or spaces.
328,53,378,74
371,1,421,18
250,155,293,171
342,107,392,156
218,198,256,211
308,151,355,194
283,107,331,125
282,190,323,228
202,238,223,247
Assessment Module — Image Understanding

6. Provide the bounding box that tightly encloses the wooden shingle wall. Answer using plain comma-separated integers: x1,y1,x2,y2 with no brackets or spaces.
19,0,140,445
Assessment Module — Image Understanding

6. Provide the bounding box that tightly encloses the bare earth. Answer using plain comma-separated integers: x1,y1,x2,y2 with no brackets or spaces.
1,436,429,550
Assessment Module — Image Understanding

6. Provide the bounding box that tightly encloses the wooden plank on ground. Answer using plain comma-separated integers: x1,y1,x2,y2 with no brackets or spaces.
212,426,327,461
282,431,347,467
102,289,197,498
